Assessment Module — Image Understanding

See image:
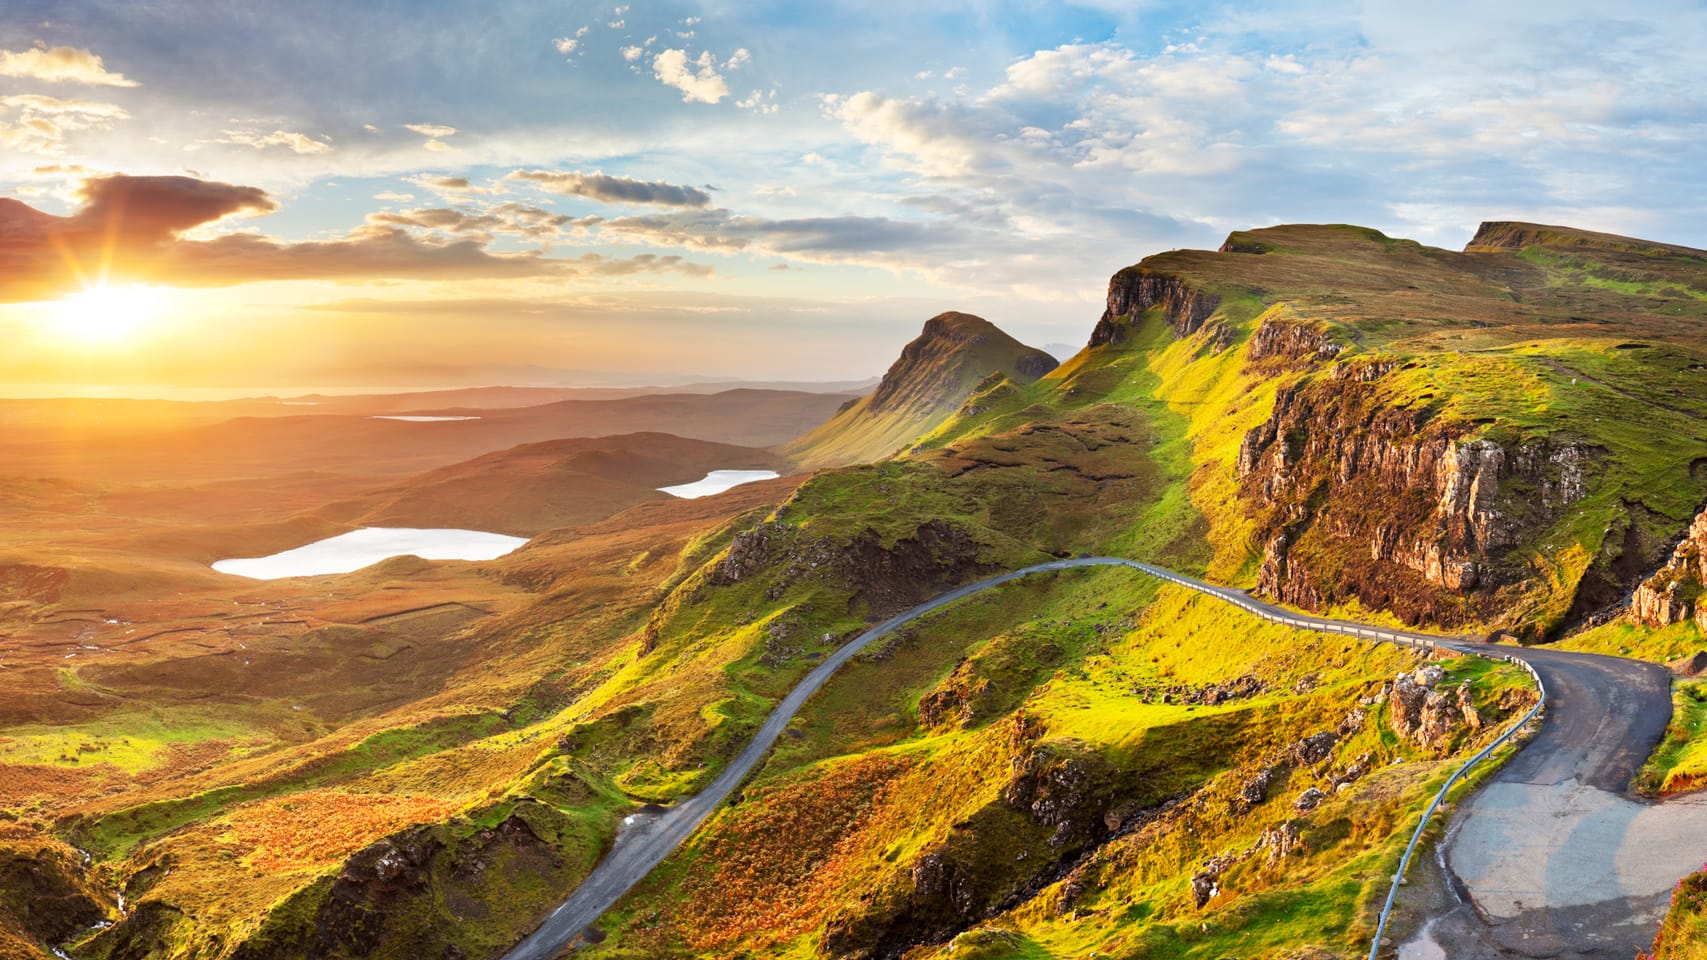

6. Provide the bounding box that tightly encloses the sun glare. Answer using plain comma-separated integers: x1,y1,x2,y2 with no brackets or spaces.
51,284,166,344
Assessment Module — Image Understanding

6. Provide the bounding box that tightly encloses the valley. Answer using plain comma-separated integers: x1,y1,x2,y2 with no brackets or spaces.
3,220,1706,960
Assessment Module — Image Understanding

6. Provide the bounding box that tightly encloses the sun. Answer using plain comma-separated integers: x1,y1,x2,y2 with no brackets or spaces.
51,284,165,344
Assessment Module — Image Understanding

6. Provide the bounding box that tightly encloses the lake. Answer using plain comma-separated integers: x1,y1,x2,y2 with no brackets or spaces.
657,470,781,499
213,527,528,579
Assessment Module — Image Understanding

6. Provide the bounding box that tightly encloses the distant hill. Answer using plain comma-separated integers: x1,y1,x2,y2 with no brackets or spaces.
0,388,854,483
785,312,1058,468
346,432,789,536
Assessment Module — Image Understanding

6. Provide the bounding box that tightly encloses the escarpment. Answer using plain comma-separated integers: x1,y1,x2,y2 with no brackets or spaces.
1088,267,1222,347
1238,357,1597,629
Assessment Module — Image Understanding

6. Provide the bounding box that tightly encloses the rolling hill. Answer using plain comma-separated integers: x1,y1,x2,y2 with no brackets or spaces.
345,432,789,537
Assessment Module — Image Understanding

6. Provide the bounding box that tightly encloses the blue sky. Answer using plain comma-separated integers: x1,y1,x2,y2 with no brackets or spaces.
0,0,1703,389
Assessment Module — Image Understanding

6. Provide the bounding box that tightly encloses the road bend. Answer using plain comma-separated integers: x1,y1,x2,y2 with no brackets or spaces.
501,557,1676,960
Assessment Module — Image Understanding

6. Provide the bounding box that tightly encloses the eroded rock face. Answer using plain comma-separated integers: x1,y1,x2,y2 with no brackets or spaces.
1631,505,1707,630
1238,362,1599,626
1247,318,1343,366
1088,268,1221,347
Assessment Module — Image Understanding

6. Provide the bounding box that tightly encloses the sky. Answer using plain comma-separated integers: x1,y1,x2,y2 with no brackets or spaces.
0,0,1703,393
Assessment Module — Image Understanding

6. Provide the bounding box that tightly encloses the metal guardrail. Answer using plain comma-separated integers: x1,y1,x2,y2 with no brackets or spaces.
1364,655,1546,959
1086,559,1548,957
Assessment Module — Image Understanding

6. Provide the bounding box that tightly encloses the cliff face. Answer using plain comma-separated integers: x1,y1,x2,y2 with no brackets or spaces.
1631,506,1707,632
1238,354,1595,627
1088,268,1221,347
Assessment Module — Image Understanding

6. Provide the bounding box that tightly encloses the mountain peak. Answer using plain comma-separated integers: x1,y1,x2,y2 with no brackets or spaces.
869,312,1057,414
787,312,1057,468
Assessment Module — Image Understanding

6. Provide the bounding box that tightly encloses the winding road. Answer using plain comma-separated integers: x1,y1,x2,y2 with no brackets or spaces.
502,557,1680,960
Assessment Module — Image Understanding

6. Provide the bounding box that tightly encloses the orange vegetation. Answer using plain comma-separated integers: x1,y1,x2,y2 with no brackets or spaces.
671,755,914,952
228,791,454,873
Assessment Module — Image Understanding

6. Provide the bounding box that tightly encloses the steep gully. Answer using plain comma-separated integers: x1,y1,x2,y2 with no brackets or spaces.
502,558,1676,960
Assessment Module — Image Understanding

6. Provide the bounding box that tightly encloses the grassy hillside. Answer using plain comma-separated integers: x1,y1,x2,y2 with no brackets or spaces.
786,312,1058,469
5,220,1703,960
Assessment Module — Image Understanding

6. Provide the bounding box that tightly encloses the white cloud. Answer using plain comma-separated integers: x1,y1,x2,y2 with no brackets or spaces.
213,129,332,154
404,123,457,152
404,123,457,138
0,94,129,154
0,44,137,87
620,45,644,62
737,88,778,114
374,190,414,201
652,49,730,104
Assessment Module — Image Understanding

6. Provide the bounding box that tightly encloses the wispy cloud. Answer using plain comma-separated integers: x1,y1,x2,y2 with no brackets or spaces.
0,94,130,154
207,129,332,154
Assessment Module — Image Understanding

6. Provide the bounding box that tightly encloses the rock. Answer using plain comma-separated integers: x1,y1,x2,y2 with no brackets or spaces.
1329,753,1374,791
1290,731,1338,766
1391,671,1476,750
1455,681,1482,731
1668,650,1707,677
1259,821,1306,866
1415,664,1446,688
1190,855,1235,908
1003,742,1113,848
1239,767,1276,809
1294,787,1326,812
918,660,995,729
1632,505,1707,628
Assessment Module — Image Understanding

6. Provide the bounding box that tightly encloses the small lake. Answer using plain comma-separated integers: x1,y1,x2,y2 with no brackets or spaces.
657,470,781,499
368,415,481,422
212,527,528,579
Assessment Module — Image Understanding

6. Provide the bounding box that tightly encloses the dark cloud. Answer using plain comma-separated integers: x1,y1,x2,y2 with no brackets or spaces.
507,169,712,207
0,174,568,301
75,174,275,239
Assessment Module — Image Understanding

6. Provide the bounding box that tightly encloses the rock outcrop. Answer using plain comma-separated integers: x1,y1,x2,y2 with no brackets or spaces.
1386,669,1482,751
707,517,989,620
1237,360,1598,627
1631,504,1707,632
1247,317,1342,366
1088,268,1221,347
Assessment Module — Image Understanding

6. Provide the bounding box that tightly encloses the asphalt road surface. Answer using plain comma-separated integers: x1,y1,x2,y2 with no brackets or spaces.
501,557,1678,960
